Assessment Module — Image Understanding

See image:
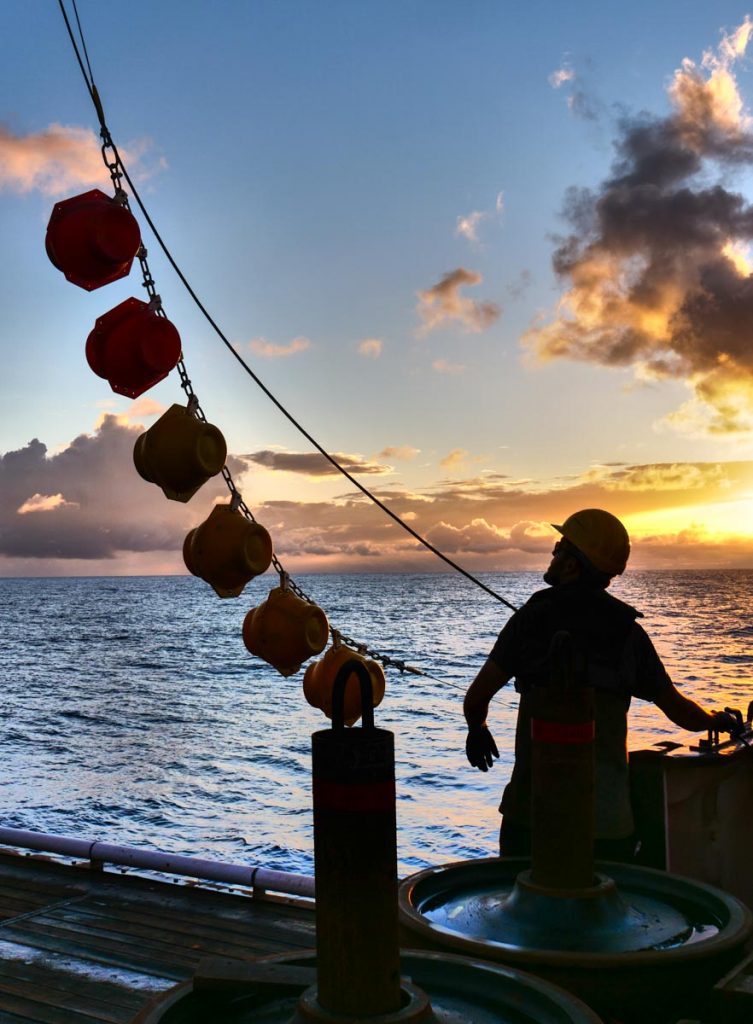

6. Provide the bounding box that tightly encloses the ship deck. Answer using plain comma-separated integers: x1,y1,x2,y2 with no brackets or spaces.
0,849,316,1023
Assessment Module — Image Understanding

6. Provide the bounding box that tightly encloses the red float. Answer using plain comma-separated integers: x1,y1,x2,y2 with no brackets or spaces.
46,189,142,291
86,297,182,398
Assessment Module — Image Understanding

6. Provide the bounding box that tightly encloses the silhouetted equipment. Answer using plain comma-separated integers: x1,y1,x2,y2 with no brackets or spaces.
86,297,182,398
304,643,386,725
399,632,753,1023
183,503,273,598
133,403,227,502
311,658,402,1015
46,189,141,291
243,586,329,677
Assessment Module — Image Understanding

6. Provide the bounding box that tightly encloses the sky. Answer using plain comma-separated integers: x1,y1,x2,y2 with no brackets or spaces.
3,1,753,577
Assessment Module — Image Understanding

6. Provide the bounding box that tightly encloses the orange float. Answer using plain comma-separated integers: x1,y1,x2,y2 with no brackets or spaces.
133,404,227,502
303,643,386,726
243,587,329,677
183,504,273,598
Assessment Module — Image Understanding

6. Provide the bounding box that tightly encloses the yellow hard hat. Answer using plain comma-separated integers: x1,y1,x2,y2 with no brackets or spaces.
552,509,630,577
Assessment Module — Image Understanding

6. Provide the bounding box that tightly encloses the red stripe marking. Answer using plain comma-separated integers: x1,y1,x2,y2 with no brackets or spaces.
313,779,395,813
531,719,595,744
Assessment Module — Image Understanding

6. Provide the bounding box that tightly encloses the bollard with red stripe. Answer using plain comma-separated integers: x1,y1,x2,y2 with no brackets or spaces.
311,658,402,1018
530,630,595,891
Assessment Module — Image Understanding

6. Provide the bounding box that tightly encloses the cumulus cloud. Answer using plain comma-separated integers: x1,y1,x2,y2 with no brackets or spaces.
0,415,231,563
357,338,383,358
425,518,551,555
249,336,312,358
0,123,163,196
3,423,752,573
525,18,753,435
245,449,392,477
417,269,500,334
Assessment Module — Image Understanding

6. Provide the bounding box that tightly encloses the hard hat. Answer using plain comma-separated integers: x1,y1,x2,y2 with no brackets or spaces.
552,509,630,576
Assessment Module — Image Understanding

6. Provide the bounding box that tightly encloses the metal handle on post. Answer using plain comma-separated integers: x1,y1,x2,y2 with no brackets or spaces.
331,658,375,732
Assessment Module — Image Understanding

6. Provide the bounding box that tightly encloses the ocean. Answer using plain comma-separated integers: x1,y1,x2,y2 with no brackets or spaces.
2,570,752,877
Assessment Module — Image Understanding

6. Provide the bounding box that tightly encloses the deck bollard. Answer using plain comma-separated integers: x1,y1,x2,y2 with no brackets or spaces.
530,630,595,890
310,658,402,1017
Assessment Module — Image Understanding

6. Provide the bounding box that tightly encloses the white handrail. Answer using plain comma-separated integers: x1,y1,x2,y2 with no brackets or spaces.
0,826,315,899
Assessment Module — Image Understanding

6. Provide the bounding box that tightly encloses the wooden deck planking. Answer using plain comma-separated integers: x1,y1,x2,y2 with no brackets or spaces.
0,851,316,1023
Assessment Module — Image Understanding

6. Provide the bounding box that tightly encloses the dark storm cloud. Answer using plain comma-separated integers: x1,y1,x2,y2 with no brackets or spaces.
0,415,229,560
526,18,753,433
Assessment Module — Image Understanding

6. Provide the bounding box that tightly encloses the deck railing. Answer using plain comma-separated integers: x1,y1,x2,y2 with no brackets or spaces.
0,826,315,898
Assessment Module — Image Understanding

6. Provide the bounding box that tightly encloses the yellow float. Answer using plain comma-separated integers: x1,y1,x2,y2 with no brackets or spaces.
243,586,329,677
133,403,227,502
183,504,273,598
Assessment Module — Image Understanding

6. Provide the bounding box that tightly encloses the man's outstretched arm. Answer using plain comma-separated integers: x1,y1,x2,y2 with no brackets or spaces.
463,658,511,771
654,683,739,734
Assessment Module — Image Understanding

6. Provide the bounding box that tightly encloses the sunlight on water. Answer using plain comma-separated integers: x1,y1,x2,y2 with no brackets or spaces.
1,571,751,876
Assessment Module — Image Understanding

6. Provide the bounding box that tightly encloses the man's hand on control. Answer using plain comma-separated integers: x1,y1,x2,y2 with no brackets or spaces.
466,725,499,771
710,709,744,737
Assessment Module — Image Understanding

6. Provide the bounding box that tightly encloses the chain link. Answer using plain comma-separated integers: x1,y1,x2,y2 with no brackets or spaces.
96,135,423,678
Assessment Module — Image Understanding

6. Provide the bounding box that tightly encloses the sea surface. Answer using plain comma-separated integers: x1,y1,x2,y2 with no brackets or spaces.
1,571,752,877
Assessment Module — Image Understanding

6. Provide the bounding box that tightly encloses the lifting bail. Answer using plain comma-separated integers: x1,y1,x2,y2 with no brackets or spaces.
85,297,182,399
45,188,141,291
303,643,386,726
133,403,227,502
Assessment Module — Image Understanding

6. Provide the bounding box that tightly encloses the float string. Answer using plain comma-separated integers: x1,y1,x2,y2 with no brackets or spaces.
58,0,519,615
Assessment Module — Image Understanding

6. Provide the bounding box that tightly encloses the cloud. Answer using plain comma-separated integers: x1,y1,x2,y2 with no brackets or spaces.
549,65,575,89
425,518,551,554
432,358,465,374
548,62,600,121
456,211,485,242
3,423,753,573
0,415,231,563
357,338,383,358
17,493,77,514
245,449,392,477
581,461,728,491
378,446,420,460
440,448,468,469
456,193,505,243
417,268,501,334
128,396,165,418
524,18,753,435
249,336,312,358
0,123,162,196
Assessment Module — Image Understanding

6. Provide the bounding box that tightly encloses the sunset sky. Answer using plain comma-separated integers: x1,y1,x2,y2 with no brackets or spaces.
3,2,753,577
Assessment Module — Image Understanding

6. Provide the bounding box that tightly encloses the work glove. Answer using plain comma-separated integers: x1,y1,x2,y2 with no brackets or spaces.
466,725,499,772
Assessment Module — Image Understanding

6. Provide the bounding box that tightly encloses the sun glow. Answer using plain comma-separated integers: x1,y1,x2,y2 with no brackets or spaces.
624,495,753,540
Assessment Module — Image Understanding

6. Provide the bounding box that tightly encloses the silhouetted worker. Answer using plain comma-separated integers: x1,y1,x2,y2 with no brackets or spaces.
464,508,740,861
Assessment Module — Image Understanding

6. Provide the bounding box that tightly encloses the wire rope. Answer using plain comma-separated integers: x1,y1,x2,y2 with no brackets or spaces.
57,0,520,617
